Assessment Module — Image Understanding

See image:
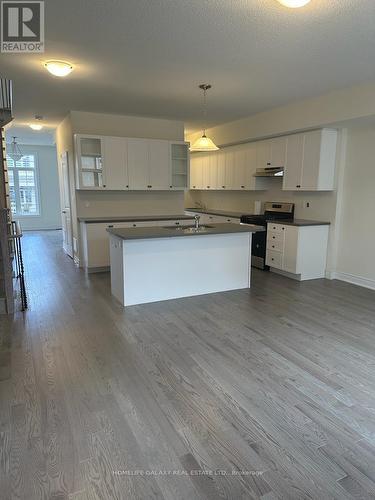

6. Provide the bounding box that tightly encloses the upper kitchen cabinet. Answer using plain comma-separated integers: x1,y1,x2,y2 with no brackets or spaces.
170,142,189,190
128,138,176,190
190,153,204,189
75,135,105,189
102,137,129,190
148,139,170,190
283,129,337,191
256,136,287,169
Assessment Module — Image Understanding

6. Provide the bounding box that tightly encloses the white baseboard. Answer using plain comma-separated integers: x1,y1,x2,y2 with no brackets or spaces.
330,271,375,291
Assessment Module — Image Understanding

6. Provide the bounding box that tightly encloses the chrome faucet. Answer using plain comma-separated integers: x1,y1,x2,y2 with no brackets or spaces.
194,215,200,230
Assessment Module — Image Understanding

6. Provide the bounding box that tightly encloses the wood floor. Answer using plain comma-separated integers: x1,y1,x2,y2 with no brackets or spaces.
1,231,375,499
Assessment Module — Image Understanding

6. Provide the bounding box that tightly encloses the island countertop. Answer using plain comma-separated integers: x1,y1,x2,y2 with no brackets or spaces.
107,223,264,241
78,214,196,223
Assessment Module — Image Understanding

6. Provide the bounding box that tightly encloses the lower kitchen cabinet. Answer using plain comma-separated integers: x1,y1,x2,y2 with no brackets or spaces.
80,218,194,271
266,222,329,280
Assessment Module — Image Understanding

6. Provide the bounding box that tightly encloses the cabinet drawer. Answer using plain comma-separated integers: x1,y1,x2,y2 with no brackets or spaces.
268,223,287,233
267,231,285,244
266,250,283,269
267,238,284,253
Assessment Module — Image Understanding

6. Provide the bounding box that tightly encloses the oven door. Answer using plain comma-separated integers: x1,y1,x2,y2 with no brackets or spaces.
241,223,268,270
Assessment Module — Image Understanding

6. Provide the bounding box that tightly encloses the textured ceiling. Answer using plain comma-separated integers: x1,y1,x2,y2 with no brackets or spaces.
1,0,375,135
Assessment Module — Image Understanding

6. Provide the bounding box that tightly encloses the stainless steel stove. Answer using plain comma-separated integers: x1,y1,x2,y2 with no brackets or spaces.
241,202,295,269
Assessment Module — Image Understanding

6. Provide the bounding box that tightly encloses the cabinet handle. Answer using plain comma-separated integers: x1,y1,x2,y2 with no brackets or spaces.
126,185,129,188
271,258,274,261
267,162,271,166
222,185,226,189
282,227,285,230
272,245,275,248
193,185,196,189
103,184,106,187
207,186,210,189
272,236,275,239
175,222,180,225
296,185,301,188
241,186,245,189
170,185,172,188
133,224,137,227
108,225,114,228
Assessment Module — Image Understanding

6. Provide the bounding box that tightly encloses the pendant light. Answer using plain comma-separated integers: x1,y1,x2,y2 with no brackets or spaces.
8,136,23,162
190,84,219,152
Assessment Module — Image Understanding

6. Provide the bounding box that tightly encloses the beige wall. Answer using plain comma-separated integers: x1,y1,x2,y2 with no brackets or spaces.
70,111,184,140
186,81,375,146
334,126,375,287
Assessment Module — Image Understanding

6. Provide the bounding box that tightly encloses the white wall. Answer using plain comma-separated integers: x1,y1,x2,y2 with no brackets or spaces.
334,126,375,288
10,144,61,231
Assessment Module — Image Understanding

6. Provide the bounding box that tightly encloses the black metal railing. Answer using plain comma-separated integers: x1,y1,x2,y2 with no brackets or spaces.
9,221,27,311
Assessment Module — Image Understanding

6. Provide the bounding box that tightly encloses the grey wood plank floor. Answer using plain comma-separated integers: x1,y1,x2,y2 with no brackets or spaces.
1,231,375,499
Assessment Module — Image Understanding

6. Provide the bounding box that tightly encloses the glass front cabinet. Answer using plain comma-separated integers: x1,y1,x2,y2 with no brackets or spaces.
75,135,104,189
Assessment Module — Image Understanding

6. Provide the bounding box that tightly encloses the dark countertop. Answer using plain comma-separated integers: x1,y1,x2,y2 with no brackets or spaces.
269,219,331,227
184,208,248,218
107,223,264,241
78,214,196,224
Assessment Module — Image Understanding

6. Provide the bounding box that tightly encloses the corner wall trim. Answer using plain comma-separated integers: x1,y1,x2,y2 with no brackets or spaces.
330,271,375,291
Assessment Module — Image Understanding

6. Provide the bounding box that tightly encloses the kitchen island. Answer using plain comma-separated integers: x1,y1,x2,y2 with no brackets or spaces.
107,223,263,306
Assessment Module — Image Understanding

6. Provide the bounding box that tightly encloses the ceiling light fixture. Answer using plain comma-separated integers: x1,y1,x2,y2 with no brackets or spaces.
276,0,311,7
190,84,219,152
29,123,43,130
44,60,73,77
8,137,23,162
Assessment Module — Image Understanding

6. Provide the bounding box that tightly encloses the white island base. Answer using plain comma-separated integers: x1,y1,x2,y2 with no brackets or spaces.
109,232,252,306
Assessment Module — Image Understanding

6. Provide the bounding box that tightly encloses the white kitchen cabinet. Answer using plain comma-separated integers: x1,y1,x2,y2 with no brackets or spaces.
102,136,129,190
266,222,329,280
170,142,189,190
149,139,170,190
190,153,204,189
256,137,287,169
283,129,337,191
203,154,218,190
75,135,105,189
80,218,195,271
125,138,149,190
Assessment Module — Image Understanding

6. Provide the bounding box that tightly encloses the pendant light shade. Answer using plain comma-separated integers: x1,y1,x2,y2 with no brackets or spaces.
190,134,219,152
276,0,311,7
190,84,219,152
8,136,23,162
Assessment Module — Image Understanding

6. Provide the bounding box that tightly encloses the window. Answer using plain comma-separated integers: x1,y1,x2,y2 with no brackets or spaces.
7,154,40,216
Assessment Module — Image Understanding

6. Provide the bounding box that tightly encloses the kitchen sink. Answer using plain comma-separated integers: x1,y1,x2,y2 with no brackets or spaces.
162,225,214,232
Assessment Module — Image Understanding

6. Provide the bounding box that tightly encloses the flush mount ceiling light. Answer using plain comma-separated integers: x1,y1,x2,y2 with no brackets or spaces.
276,0,311,7
190,84,219,152
29,123,43,130
44,60,73,77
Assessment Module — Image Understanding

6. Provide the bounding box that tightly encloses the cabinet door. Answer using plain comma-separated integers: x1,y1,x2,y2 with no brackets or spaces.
217,151,226,189
301,130,322,190
246,143,260,190
283,133,304,190
189,154,203,189
102,137,129,190
149,140,170,190
76,135,104,189
283,225,299,274
128,138,149,190
256,140,272,168
270,136,287,167
224,150,235,189
203,154,218,190
233,148,247,190
200,155,210,189
171,142,189,189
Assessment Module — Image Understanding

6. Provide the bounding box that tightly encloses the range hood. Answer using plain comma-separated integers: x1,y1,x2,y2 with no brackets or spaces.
253,166,284,177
